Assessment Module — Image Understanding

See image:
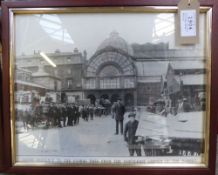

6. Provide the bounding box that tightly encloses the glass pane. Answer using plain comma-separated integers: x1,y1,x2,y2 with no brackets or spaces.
12,9,210,167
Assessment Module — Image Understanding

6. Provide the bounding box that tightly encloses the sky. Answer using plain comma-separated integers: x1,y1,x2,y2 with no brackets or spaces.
15,12,205,58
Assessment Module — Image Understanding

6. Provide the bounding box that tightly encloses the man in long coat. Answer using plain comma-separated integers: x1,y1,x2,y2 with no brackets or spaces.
67,104,73,126
54,104,61,127
114,99,125,135
62,104,67,127
72,104,78,125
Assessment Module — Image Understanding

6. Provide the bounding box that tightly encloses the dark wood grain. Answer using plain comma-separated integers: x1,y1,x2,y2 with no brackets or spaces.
216,140,218,175
209,2,218,175
0,0,215,8
0,49,3,171
0,0,3,171
1,0,218,174
1,0,12,171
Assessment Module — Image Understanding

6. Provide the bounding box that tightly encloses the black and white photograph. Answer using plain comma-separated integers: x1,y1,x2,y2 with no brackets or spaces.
12,9,210,166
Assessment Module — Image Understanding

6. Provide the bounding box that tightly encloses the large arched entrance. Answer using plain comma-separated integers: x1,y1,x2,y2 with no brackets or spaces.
124,93,134,106
84,32,137,107
87,94,96,105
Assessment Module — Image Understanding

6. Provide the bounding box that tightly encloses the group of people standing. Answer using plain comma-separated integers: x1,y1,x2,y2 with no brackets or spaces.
46,103,80,127
19,103,98,129
45,103,98,127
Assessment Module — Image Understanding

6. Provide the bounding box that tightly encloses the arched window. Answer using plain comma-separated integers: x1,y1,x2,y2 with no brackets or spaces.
99,65,120,77
86,52,135,77
99,65,121,89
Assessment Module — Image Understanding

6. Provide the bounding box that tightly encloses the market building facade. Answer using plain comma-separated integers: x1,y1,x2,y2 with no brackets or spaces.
15,31,205,107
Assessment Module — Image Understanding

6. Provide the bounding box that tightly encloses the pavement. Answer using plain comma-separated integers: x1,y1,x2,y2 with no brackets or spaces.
15,110,205,163
17,115,129,159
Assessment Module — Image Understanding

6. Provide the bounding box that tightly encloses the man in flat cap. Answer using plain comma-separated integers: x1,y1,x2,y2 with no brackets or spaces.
124,113,141,156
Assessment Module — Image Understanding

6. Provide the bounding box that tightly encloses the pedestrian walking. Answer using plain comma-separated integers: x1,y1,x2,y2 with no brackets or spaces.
72,104,77,125
114,99,125,135
81,105,88,121
67,104,73,126
62,104,67,127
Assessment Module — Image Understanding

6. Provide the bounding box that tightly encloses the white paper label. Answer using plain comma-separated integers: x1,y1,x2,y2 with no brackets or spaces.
180,9,196,37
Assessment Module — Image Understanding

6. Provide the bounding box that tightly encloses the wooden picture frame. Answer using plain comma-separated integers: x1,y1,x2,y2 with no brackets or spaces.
1,0,218,174
0,2,5,170
0,2,4,168
0,48,4,172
